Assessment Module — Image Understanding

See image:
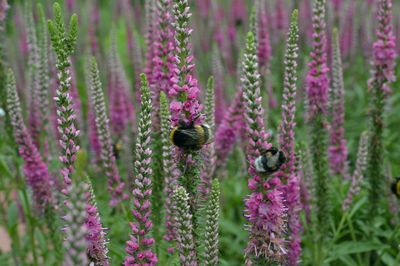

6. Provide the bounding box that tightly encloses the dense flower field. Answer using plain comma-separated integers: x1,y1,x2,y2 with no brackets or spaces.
0,0,399,265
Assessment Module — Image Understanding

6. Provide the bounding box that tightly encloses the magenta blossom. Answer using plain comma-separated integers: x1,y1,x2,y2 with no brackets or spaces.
7,70,53,212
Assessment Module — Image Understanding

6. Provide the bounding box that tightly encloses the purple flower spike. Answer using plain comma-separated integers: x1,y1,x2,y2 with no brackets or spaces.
369,0,396,93
124,74,157,266
367,0,396,215
342,132,368,211
170,0,204,126
306,0,329,120
242,32,286,264
278,10,299,177
215,89,244,170
153,0,175,95
274,0,288,33
6,70,53,212
285,173,302,266
85,177,110,265
63,182,89,266
211,46,227,125
340,1,355,58
159,92,179,251
0,0,9,22
329,29,348,177
144,0,157,86
48,6,79,197
257,0,271,70
172,186,197,266
305,0,331,233
90,58,128,207
109,37,136,140
25,6,41,150
276,11,301,266
151,0,175,131
88,104,102,162
198,77,217,200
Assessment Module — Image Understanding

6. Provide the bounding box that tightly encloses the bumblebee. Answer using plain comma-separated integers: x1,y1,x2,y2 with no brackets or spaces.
254,148,286,174
113,140,123,160
170,122,213,150
391,176,400,198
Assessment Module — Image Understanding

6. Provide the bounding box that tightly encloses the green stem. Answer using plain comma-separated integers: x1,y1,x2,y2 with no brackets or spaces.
21,188,39,266
332,211,348,243
345,214,363,265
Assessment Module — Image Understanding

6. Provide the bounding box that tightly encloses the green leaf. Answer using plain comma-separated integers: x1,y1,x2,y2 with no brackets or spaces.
7,202,18,229
382,252,395,266
0,159,12,178
330,241,381,258
349,195,367,218
337,255,358,266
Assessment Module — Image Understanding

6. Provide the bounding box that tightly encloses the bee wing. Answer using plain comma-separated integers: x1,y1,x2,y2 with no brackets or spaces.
173,128,199,147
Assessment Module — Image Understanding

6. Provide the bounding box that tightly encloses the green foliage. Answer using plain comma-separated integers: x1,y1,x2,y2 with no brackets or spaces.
0,2,399,266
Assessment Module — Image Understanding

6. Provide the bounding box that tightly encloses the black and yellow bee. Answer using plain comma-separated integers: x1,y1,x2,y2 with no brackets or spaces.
391,176,400,198
170,122,213,150
113,140,123,160
254,148,287,174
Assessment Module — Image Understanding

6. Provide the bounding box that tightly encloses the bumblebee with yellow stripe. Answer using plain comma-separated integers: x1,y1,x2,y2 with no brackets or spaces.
113,140,123,160
254,147,287,174
170,122,213,150
391,176,400,198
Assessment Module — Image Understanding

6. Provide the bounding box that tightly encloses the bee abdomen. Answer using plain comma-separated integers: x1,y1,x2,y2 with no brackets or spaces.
171,128,198,148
